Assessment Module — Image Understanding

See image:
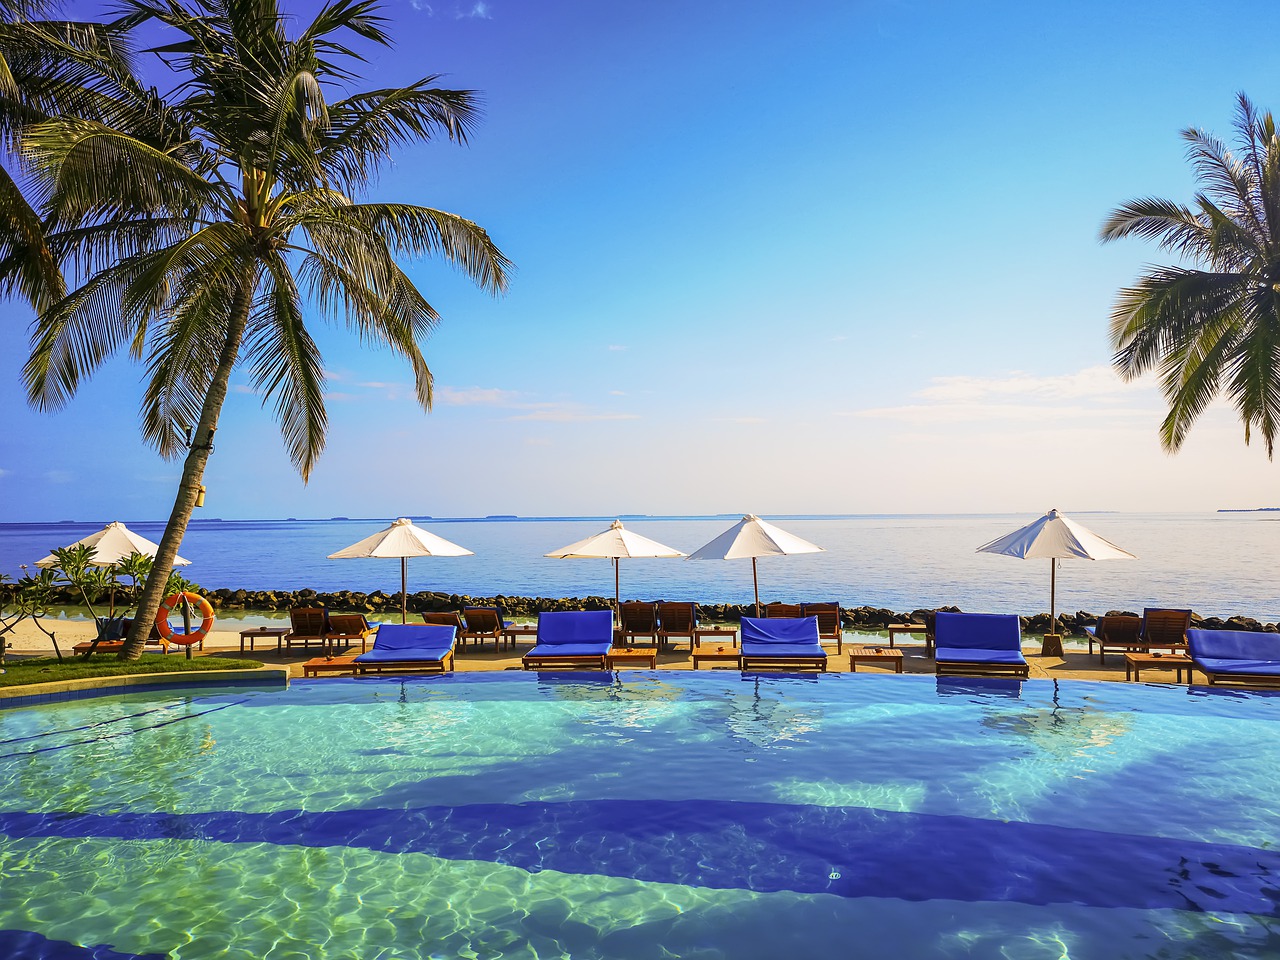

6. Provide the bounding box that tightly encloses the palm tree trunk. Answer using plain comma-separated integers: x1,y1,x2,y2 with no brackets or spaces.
119,268,257,660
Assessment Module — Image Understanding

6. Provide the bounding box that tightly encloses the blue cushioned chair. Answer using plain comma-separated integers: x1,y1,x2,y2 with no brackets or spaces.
354,623,456,674
1187,629,1280,687
934,612,1028,678
523,610,614,670
739,616,827,672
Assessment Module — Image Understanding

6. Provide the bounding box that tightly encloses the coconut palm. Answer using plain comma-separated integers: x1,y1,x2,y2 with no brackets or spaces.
1101,93,1280,458
18,0,511,659
0,0,150,311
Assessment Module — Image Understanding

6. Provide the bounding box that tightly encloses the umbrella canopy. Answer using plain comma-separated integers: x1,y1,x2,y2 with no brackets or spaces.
976,508,1136,635
329,518,473,623
36,520,191,568
686,514,825,615
544,519,685,607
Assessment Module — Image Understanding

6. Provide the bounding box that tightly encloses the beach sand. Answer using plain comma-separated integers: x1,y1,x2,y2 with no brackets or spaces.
0,618,1192,685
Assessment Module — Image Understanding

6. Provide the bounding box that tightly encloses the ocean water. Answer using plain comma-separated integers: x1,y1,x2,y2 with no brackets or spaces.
1,512,1277,621
1,673,1279,959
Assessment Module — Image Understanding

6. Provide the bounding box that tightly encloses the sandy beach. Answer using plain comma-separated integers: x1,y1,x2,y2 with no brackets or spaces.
1,617,1191,685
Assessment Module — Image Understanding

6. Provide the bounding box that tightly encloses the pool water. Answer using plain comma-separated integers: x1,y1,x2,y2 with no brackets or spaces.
1,673,1279,959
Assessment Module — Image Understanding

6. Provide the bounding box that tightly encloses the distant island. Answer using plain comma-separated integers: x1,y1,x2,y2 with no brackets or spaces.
1218,507,1280,512
485,514,518,520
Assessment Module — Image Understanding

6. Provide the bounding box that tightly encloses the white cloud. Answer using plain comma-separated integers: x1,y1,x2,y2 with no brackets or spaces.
711,416,769,424
607,344,628,352
846,365,1161,425
437,385,519,406
409,0,434,11
0,467,9,478
508,408,641,423
457,1,490,18
45,470,73,484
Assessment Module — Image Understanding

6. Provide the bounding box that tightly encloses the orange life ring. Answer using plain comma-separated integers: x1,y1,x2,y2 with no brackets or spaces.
156,591,215,646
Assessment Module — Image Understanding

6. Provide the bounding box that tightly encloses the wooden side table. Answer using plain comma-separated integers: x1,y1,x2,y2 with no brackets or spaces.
1125,652,1193,684
691,644,742,670
502,624,537,650
240,626,291,652
848,644,905,673
607,647,657,669
302,656,358,677
693,626,738,648
885,624,928,649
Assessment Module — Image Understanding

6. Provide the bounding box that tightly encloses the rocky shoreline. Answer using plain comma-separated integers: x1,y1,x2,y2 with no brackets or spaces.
202,588,1280,635
5,584,1276,635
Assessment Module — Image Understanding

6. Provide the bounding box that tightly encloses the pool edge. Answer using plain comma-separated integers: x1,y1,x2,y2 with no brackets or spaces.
0,665,290,709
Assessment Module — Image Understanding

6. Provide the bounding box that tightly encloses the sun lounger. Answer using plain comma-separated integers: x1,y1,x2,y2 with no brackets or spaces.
1187,629,1280,686
657,601,698,651
763,602,802,619
802,602,843,653
740,616,827,672
1139,607,1192,649
617,601,658,646
422,610,465,633
1083,614,1142,664
522,610,614,670
934,612,1029,678
353,623,456,674
326,613,376,654
461,606,510,650
285,607,328,651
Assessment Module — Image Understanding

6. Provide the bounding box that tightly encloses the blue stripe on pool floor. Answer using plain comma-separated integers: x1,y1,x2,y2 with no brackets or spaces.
0,928,168,960
2,800,1277,917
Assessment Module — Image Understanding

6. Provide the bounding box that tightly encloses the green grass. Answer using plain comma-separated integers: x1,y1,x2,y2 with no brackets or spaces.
0,653,267,688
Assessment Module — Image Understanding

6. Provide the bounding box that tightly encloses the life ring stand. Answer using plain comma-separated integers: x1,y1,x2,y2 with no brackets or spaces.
156,591,215,646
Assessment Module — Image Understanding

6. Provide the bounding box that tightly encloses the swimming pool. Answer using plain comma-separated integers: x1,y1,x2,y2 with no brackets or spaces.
1,673,1278,959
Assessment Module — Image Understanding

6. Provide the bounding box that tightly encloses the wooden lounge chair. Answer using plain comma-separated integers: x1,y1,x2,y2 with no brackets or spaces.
802,602,843,654
354,624,456,674
763,602,802,619
934,612,1029,678
461,606,509,650
1084,614,1142,664
422,610,466,643
739,616,826,672
1188,628,1280,687
74,618,170,656
285,607,328,651
1140,608,1192,651
522,610,613,670
617,601,659,646
657,601,698,651
326,613,376,654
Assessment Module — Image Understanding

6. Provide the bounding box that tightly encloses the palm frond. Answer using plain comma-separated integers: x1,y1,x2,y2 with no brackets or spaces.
242,252,328,476
0,158,62,309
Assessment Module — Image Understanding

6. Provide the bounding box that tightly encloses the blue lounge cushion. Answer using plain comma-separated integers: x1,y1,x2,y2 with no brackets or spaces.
1195,658,1280,676
935,646,1026,665
1187,628,1280,662
741,616,821,646
741,642,825,659
354,623,455,663
536,610,614,646
934,612,1023,654
525,642,612,658
1188,629,1280,677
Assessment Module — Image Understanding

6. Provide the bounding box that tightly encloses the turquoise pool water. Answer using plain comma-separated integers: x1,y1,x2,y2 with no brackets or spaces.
1,673,1278,959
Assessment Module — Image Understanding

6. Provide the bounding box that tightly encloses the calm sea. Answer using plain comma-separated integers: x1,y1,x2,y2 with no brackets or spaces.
1,513,1277,622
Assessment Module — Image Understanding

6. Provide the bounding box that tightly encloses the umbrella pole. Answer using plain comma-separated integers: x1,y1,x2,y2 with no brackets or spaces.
1050,559,1057,635
614,558,620,610
752,557,760,617
400,557,407,625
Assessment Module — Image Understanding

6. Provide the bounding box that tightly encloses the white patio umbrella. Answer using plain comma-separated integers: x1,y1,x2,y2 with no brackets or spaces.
544,519,685,608
976,508,1137,642
328,518,474,624
35,520,191,569
686,514,825,616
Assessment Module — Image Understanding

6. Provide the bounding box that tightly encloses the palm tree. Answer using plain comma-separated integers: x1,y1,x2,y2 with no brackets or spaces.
1101,93,1280,458
18,0,511,659
0,0,148,312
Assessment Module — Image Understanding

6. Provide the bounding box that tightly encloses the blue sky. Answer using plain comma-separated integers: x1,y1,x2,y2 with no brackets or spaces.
2,0,1279,521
